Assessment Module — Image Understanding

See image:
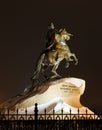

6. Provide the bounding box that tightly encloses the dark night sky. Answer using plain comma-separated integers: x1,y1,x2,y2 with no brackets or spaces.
0,0,102,113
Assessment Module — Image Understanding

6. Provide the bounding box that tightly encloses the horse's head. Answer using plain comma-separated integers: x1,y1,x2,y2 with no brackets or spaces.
59,28,73,41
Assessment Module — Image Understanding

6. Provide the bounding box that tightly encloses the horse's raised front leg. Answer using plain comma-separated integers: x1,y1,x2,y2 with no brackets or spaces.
69,53,78,65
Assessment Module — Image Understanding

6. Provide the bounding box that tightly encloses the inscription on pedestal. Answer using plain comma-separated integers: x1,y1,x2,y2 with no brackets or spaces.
60,84,78,93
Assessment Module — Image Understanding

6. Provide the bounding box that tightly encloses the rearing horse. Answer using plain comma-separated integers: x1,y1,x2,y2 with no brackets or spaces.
32,28,78,81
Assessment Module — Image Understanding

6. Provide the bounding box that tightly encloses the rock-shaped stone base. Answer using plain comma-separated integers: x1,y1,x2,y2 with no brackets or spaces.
14,77,94,115
0,77,96,118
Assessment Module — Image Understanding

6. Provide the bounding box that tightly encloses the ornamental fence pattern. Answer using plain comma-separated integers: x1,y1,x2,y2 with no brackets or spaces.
0,103,102,130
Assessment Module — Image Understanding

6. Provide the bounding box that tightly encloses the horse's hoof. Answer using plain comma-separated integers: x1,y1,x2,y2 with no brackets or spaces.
51,74,61,79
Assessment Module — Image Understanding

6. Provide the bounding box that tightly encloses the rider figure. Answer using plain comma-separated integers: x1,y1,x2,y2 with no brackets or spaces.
45,22,58,50
45,23,72,51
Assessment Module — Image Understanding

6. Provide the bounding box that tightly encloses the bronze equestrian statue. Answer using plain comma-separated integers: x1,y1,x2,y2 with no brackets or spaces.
31,23,78,82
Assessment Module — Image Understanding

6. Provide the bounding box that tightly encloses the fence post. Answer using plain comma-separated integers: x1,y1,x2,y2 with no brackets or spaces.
70,109,71,120
25,108,27,120
17,108,18,120
34,103,38,130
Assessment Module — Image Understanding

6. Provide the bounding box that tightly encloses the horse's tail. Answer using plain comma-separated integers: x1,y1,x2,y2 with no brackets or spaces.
31,53,45,81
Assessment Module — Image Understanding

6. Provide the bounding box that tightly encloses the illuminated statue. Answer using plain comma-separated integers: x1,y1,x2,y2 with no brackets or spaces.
31,23,78,82
0,24,96,119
